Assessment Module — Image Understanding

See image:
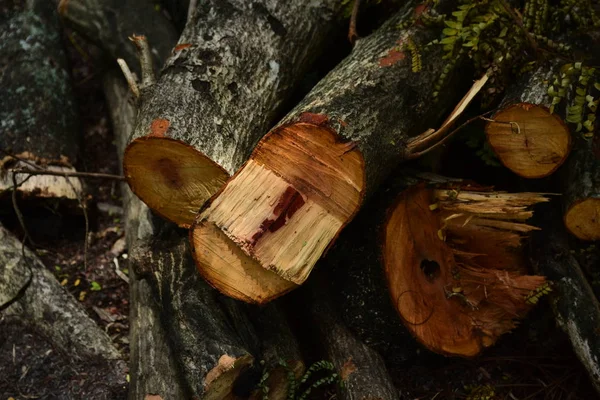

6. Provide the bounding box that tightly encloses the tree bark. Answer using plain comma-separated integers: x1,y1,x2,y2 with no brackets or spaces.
301,275,400,400
0,0,82,204
123,0,346,228
190,0,484,303
103,70,188,400
563,135,600,241
0,224,126,398
530,203,600,394
58,0,179,73
484,60,572,179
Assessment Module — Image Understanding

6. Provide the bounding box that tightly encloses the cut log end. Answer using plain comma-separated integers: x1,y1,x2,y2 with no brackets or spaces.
191,122,365,294
123,137,228,228
383,184,548,357
485,103,571,179
189,220,297,304
564,198,600,241
204,354,254,400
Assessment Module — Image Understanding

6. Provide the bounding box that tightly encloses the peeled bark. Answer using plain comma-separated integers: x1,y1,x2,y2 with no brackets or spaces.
301,276,399,400
530,204,600,394
0,224,126,397
58,0,179,73
123,0,345,228
484,60,571,179
0,1,82,205
190,0,483,303
563,135,600,241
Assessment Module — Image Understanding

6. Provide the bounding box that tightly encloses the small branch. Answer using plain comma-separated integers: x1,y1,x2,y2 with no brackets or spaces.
498,0,538,56
187,0,199,23
9,168,125,181
130,35,156,88
117,58,140,98
348,0,362,45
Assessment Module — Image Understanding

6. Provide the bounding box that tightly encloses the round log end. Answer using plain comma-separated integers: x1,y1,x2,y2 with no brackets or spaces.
383,184,548,357
485,103,571,179
123,137,228,228
189,219,297,304
564,198,600,241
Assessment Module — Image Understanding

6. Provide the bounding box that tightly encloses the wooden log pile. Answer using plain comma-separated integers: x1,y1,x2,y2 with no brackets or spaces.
2,0,600,398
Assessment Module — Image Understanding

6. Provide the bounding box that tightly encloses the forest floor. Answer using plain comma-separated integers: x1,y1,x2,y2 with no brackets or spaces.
1,21,599,400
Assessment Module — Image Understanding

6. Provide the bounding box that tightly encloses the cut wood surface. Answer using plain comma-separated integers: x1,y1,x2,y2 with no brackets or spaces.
530,204,600,393
58,0,179,73
191,0,485,303
123,0,346,228
0,224,126,396
302,276,400,400
485,61,571,178
0,1,82,204
563,135,600,241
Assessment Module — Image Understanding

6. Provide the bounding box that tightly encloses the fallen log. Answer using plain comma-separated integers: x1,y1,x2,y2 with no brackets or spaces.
326,173,549,358
530,203,600,393
0,1,83,207
58,0,179,73
563,134,600,241
0,224,126,397
300,275,399,400
484,61,572,179
103,70,187,400
123,0,346,228
190,0,487,303
105,69,260,399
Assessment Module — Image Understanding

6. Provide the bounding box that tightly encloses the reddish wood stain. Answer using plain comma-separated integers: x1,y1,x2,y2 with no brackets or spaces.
174,43,193,52
251,187,305,244
518,103,535,111
414,3,429,17
297,112,329,126
379,49,405,67
156,158,182,189
149,119,170,137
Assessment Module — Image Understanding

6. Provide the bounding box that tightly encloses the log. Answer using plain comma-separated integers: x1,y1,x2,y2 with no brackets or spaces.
103,70,188,400
484,60,571,179
0,224,126,397
326,173,549,358
58,0,179,73
299,275,399,400
563,134,600,241
0,0,83,206
190,0,485,303
123,0,346,228
529,203,600,393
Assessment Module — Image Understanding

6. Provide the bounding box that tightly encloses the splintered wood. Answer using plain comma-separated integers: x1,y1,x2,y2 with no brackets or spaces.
384,184,549,357
191,122,364,303
485,103,571,178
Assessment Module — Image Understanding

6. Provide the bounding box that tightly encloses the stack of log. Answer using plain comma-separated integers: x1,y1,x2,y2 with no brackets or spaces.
1,0,600,398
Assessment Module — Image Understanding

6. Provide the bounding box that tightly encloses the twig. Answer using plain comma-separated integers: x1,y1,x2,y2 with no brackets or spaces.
9,168,125,181
130,35,156,88
498,0,538,56
348,0,362,45
11,174,36,248
117,58,140,98
187,0,199,22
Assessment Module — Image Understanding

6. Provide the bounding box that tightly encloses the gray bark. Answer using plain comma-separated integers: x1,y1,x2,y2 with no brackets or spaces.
103,70,187,400
127,0,345,175
0,0,79,163
302,276,400,400
0,224,126,396
59,0,179,73
529,204,600,394
277,0,467,198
